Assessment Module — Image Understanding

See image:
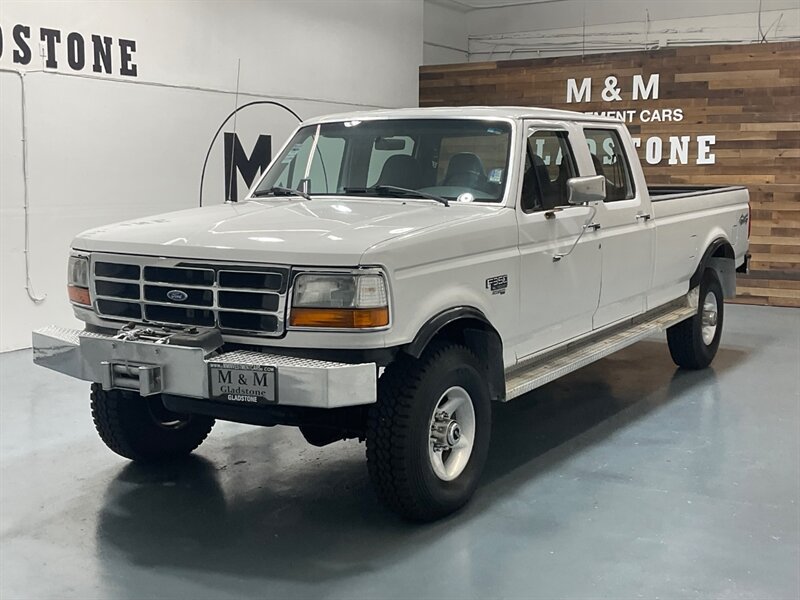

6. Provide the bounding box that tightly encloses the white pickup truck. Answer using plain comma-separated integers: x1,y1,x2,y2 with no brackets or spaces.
34,107,750,521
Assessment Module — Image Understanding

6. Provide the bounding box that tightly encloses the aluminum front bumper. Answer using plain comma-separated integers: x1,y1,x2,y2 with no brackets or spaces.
32,326,377,409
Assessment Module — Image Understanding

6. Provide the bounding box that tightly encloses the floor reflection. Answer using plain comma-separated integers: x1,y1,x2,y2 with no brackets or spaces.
94,340,746,586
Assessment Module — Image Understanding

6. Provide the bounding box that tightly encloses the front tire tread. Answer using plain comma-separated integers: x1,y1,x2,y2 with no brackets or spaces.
90,383,214,463
366,341,488,521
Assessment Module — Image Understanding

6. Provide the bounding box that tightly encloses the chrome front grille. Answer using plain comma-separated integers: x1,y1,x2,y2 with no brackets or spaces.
90,254,289,336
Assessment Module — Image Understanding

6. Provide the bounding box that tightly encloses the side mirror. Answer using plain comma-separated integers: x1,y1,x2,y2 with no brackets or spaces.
566,175,606,205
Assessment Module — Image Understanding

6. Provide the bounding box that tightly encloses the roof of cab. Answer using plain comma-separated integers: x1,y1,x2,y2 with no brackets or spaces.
302,105,621,125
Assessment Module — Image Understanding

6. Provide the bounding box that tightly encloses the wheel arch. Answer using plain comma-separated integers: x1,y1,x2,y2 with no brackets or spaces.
690,237,737,299
404,307,505,401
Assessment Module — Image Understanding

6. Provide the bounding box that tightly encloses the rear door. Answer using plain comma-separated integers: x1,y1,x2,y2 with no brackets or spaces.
581,126,655,329
515,121,602,359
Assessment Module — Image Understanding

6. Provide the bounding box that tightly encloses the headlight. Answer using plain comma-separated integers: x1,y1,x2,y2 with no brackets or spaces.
290,272,389,329
67,254,91,305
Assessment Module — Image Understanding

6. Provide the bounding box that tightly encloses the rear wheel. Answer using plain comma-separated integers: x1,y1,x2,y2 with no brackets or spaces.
90,383,214,462
366,342,491,521
667,270,724,369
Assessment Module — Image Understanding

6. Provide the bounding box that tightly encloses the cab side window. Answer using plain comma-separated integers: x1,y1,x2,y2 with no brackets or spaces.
521,130,577,213
583,128,635,201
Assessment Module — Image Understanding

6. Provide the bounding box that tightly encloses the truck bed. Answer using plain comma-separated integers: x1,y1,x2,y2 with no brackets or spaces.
648,185,747,202
647,184,750,309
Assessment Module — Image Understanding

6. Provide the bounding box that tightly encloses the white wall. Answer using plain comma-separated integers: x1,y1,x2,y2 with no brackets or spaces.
423,0,799,63
0,0,423,351
424,1,468,64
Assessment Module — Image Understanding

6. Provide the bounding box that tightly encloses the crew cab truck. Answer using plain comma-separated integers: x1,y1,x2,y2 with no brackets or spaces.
33,107,750,521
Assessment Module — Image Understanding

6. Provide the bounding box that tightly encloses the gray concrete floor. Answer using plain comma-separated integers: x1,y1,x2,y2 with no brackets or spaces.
1,304,798,600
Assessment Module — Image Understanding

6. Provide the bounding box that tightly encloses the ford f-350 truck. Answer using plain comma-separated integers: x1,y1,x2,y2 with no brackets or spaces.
33,107,750,521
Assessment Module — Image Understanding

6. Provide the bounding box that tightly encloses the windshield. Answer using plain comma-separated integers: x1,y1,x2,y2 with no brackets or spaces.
253,118,512,203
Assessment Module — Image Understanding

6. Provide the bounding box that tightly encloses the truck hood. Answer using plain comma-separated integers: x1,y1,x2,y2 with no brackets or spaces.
73,198,479,266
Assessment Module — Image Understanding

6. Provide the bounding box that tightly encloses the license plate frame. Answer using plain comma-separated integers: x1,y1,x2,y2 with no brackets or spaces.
207,362,278,405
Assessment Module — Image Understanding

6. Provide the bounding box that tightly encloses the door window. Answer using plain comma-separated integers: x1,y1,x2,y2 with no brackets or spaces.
521,130,577,212
583,129,635,201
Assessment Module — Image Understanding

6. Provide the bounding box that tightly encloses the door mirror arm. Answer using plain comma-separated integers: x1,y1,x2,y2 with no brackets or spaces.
553,203,599,262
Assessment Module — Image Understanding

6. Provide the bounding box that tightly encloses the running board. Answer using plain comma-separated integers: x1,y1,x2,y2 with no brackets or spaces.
503,290,698,401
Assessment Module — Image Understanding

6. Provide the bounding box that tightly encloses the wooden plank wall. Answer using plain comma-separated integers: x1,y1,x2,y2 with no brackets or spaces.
420,42,800,307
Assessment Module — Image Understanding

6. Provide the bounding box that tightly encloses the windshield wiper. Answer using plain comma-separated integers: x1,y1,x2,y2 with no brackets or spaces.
343,185,449,207
252,186,312,201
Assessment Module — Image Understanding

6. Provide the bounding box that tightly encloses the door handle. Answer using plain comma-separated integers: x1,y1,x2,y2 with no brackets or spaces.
585,222,601,231
636,214,651,222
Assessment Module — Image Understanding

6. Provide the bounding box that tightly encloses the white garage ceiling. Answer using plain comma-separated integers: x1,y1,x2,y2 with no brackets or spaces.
433,0,570,11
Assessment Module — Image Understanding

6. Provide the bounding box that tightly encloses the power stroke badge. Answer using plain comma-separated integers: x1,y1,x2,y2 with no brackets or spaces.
485,275,508,295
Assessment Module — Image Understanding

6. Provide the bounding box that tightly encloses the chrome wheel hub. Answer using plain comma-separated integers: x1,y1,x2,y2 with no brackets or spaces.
446,421,462,446
701,291,719,345
431,416,461,450
428,386,476,482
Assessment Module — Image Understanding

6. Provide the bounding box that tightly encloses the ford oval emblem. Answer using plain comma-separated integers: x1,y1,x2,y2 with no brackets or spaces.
166,289,189,302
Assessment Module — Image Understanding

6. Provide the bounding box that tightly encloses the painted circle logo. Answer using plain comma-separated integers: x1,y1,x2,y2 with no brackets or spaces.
166,289,189,302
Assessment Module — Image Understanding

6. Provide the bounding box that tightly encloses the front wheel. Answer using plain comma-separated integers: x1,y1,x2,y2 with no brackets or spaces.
366,342,491,522
667,270,724,369
90,384,215,462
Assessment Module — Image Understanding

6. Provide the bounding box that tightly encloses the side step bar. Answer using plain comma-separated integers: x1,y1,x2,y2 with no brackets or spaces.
504,290,698,401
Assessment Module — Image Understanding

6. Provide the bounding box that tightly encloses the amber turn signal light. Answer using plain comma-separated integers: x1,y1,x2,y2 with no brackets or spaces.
290,307,389,328
68,285,91,306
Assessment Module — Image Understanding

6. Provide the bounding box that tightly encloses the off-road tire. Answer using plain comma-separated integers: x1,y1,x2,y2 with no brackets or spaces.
667,269,724,369
365,342,491,522
90,383,214,462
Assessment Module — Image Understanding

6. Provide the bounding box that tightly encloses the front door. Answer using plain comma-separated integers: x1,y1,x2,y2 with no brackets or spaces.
515,122,602,359
582,127,654,329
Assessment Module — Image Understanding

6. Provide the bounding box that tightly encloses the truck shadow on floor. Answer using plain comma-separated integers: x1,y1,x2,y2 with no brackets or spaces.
94,339,747,586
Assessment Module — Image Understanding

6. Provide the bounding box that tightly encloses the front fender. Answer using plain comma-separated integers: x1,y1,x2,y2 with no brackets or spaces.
405,306,493,358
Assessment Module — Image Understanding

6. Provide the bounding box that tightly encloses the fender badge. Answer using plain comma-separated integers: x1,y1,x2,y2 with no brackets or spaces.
485,275,508,295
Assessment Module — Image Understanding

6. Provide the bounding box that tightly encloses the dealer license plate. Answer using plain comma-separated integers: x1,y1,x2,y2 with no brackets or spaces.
208,362,277,405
